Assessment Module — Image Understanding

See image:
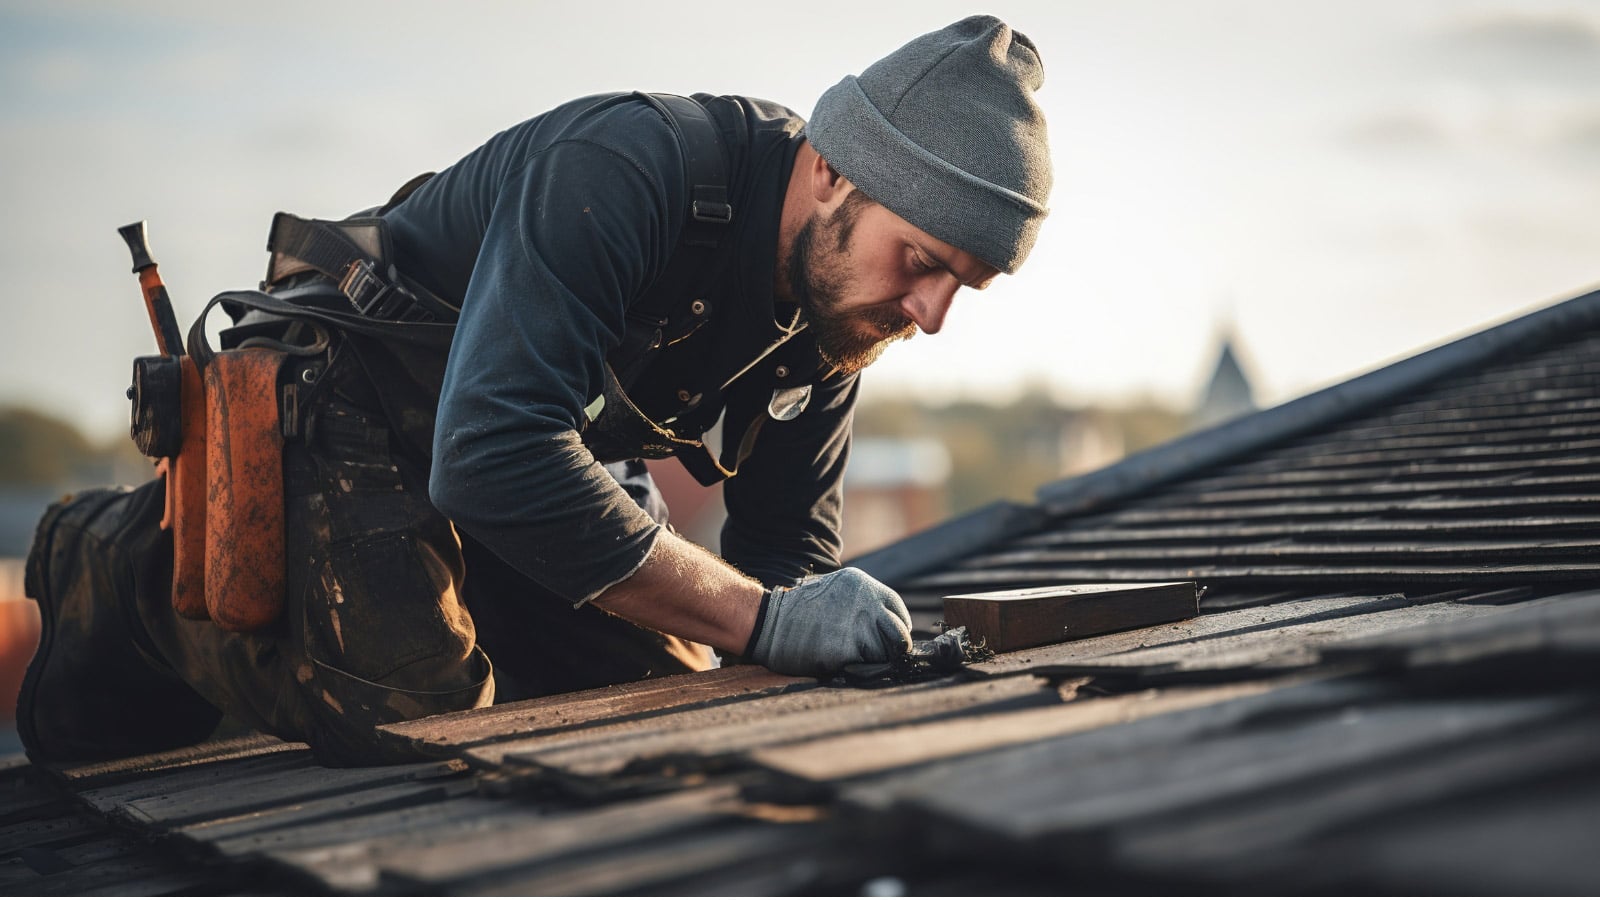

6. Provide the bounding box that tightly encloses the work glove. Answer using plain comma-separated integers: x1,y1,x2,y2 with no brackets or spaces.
747,567,914,677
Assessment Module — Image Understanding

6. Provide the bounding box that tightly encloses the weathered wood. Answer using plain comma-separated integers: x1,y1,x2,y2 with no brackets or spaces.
73,750,318,813
750,680,1278,782
1112,712,1600,884
1320,587,1600,666
181,776,480,852
27,858,223,897
117,759,466,829
847,686,1590,852
460,818,814,896
967,537,1600,567
1295,766,1600,894
915,560,1600,592
1021,514,1600,547
488,675,1054,782
973,593,1508,676
1094,598,1503,673
51,733,302,788
943,582,1197,652
380,665,814,755
0,812,107,853
291,784,741,892
242,796,530,893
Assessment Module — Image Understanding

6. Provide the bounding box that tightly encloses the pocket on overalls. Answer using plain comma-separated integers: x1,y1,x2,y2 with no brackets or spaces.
311,529,465,683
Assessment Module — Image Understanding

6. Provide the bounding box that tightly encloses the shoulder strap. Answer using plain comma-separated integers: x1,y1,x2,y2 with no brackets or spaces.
631,92,734,323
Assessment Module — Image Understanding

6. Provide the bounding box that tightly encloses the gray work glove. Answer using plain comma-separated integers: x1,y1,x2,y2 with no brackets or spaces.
747,567,914,677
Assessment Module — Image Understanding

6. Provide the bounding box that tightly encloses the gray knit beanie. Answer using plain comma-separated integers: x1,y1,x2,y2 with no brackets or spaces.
806,16,1052,274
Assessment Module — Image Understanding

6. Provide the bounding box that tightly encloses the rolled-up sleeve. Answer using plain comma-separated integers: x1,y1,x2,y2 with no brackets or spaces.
720,370,858,588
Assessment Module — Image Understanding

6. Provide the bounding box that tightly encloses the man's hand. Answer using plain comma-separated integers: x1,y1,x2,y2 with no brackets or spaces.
747,568,914,676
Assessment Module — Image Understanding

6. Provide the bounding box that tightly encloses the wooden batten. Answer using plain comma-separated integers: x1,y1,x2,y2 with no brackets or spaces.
942,582,1199,652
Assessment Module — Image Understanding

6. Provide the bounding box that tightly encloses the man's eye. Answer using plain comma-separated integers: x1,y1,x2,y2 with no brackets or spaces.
911,251,933,272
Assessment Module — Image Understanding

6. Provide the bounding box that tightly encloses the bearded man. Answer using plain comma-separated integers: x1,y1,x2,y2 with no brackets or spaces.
21,15,1052,765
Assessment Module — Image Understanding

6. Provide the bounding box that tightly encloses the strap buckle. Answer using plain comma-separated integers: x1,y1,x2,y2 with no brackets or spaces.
690,199,733,224
338,259,433,323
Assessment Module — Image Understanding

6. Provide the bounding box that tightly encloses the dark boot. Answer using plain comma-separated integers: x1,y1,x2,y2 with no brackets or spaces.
19,483,222,763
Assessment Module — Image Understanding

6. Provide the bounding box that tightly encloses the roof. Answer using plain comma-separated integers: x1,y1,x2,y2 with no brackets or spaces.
5,288,1600,894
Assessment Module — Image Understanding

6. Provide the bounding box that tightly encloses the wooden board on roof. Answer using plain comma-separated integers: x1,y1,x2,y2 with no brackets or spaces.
942,581,1198,652
379,665,814,757
477,674,1055,784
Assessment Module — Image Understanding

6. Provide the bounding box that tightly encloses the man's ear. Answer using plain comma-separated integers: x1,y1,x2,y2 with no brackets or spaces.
810,153,852,205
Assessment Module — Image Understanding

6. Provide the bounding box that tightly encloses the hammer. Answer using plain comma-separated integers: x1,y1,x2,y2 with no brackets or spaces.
118,221,186,356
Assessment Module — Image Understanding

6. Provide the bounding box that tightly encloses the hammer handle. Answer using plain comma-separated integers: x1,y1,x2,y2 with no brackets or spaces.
137,269,186,356
119,221,185,356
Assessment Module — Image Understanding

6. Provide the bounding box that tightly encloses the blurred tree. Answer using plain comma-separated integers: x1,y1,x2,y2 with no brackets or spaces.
0,407,147,488
0,407,97,486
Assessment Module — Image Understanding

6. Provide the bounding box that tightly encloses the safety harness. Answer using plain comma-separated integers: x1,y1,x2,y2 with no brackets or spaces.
245,91,813,487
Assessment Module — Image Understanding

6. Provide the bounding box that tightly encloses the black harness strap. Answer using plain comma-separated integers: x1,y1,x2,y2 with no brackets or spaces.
630,92,734,321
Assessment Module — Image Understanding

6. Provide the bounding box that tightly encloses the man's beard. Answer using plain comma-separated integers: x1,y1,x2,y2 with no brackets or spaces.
786,194,918,375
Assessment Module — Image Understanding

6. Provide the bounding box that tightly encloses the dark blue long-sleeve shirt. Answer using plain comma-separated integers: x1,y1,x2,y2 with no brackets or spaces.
382,93,855,604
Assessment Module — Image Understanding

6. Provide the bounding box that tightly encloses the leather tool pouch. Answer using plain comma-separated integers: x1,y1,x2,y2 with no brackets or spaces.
148,294,331,633
201,346,290,632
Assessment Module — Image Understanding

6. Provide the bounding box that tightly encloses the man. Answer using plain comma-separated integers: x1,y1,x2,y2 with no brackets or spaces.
20,15,1051,765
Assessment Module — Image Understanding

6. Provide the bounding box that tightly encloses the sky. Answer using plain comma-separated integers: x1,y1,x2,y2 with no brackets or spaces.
2,0,1598,442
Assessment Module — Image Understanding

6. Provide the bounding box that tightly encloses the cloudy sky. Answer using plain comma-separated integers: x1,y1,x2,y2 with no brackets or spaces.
3,0,1598,441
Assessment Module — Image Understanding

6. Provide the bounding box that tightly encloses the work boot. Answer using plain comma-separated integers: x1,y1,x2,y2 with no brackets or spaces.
18,482,222,763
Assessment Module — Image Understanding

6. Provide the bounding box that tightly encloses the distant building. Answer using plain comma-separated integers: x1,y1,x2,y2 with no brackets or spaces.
1193,332,1257,429
841,437,951,558
1057,410,1126,478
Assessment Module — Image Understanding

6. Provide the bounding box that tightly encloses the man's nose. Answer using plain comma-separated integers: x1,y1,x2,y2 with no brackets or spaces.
901,282,958,334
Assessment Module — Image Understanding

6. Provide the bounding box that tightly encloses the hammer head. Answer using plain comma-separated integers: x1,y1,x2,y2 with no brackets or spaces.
118,221,156,272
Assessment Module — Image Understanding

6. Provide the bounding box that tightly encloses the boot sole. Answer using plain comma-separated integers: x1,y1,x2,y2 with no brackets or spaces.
18,497,66,759
18,491,127,762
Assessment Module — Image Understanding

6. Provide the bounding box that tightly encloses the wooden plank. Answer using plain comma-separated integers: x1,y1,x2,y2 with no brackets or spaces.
968,537,1600,566
1094,494,1600,525
450,678,917,771
484,675,1054,782
0,811,107,853
1295,768,1600,894
1017,516,1600,547
943,582,1197,652
234,796,528,893
217,796,516,868
1179,454,1599,494
1153,472,1600,506
51,733,302,788
290,784,741,892
181,777,479,853
913,560,1600,590
25,857,222,896
469,822,812,896
73,751,319,815
1082,598,1506,674
968,592,1421,675
115,759,466,828
1110,713,1600,885
1319,588,1600,666
750,680,1279,782
379,665,814,756
845,687,1588,849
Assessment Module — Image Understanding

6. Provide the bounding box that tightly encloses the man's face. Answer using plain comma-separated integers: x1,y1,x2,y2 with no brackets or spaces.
787,190,999,375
